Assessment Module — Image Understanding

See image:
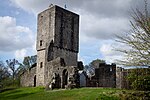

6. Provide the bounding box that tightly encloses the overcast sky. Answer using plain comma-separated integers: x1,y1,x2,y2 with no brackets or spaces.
0,0,149,65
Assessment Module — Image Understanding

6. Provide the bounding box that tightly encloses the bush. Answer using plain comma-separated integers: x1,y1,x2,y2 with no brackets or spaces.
0,78,20,89
127,68,150,91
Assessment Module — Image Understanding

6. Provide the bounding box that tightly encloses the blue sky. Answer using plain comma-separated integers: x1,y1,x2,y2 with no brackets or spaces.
0,0,149,65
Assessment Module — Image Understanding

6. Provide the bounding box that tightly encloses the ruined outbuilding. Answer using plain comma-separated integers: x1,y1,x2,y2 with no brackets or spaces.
20,64,36,87
86,63,116,88
21,5,79,89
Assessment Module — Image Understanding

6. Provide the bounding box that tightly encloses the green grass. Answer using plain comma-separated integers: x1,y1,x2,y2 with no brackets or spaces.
0,87,121,100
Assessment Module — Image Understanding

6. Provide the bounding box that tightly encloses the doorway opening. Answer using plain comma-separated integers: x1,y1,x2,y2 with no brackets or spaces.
62,69,68,88
34,75,36,87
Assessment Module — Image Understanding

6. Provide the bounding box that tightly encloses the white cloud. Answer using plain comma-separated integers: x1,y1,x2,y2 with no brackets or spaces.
10,0,52,14
31,41,37,54
0,16,35,52
80,12,130,40
10,0,145,16
9,0,132,42
100,44,113,56
8,0,150,64
15,49,27,59
100,42,128,64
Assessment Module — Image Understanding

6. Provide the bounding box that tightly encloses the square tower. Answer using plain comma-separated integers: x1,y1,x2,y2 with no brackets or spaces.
36,5,79,86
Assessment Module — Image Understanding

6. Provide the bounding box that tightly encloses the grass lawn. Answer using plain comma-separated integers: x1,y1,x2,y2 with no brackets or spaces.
0,87,123,100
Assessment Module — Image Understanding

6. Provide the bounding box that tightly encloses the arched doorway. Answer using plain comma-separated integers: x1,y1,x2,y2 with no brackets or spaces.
55,73,61,88
34,75,36,87
62,69,68,88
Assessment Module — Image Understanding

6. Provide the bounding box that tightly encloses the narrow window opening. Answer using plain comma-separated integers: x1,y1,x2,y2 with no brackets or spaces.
47,40,54,61
110,67,112,71
40,40,42,46
40,62,43,68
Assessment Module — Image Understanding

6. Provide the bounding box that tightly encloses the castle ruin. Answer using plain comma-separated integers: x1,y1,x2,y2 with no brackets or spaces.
20,5,124,89
21,5,79,88
86,63,116,87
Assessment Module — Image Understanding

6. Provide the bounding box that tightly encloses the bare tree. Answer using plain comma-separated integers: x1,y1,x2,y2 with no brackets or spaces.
0,61,10,88
6,59,20,80
116,0,150,66
20,55,37,71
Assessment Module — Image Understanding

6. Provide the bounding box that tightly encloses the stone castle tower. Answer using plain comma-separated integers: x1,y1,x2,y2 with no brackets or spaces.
36,5,79,87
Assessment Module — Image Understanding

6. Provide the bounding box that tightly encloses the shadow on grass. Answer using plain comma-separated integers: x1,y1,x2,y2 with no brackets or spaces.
6,92,35,99
0,88,16,93
0,88,40,99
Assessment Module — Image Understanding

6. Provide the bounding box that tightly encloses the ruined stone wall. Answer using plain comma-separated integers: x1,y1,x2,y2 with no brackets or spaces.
86,63,116,88
116,67,130,89
54,6,79,52
98,64,116,87
36,6,55,86
53,47,77,66
50,6,79,66
45,57,76,88
20,66,36,87
116,67,122,88
36,7,55,50
36,50,46,86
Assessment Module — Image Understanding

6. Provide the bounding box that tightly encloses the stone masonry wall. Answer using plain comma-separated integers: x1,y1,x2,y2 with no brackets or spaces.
45,57,76,87
36,6,55,86
20,66,36,87
43,6,79,86
54,6,79,52
116,67,130,89
36,50,46,86
53,47,77,66
86,63,116,88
